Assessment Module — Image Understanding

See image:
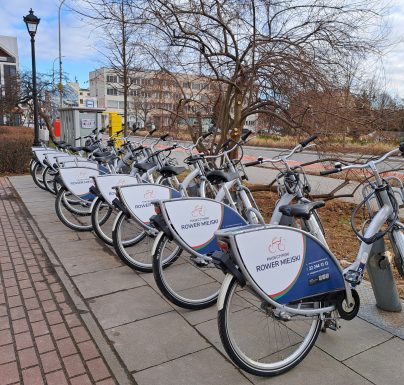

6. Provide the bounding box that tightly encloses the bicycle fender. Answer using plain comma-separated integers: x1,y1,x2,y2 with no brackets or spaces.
152,231,165,257
217,274,234,311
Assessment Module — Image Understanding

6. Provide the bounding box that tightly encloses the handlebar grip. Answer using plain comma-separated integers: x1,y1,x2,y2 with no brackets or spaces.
399,142,404,154
244,160,261,167
320,168,340,176
220,138,232,150
241,130,252,141
74,137,81,141
160,134,169,141
150,128,157,135
299,135,318,147
203,131,213,139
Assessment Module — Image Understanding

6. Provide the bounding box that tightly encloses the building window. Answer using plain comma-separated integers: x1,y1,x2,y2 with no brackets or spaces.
106,75,117,83
80,99,83,104
107,88,118,96
107,100,119,108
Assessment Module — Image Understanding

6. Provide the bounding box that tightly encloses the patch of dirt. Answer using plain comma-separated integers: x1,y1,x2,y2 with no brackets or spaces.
252,190,404,299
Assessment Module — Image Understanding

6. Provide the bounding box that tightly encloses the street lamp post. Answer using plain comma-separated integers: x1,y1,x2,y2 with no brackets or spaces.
23,9,41,147
58,0,66,109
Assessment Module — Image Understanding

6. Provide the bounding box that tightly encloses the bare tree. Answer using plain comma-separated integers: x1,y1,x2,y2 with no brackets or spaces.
130,0,388,151
72,0,142,135
18,71,75,140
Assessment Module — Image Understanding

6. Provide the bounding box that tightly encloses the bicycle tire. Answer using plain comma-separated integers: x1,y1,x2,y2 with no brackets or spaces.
91,197,115,245
55,187,93,231
112,210,151,271
42,166,58,194
31,162,47,190
218,277,321,377
152,234,220,309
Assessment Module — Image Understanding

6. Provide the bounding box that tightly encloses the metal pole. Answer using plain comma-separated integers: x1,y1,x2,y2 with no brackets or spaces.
31,35,41,147
58,0,66,109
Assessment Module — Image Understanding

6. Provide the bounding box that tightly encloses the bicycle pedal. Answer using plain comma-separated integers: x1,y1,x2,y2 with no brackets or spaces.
190,256,209,267
325,319,339,331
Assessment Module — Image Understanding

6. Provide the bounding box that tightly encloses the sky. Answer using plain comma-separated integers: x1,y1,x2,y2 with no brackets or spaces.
2,0,404,96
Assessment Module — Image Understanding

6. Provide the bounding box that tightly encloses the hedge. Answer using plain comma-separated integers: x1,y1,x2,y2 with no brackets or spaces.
0,126,34,174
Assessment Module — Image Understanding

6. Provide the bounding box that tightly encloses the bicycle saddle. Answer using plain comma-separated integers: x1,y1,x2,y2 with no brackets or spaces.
69,146,86,152
206,170,238,185
83,144,99,153
93,153,117,163
93,150,111,158
133,162,156,172
279,201,325,220
56,142,70,150
159,165,186,177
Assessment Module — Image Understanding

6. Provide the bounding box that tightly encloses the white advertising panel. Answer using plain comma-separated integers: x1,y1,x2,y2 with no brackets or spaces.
235,228,305,299
119,184,173,224
165,199,222,250
59,167,99,197
59,160,98,169
95,175,138,205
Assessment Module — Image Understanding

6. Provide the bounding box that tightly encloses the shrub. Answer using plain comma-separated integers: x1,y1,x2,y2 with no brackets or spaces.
0,126,34,174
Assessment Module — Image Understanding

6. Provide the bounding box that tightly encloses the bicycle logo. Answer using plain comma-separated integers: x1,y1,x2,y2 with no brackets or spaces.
144,190,156,199
116,178,127,187
268,237,285,254
78,170,88,179
191,205,205,218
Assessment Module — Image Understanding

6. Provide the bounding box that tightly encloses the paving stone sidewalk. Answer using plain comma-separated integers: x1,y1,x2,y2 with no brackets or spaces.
0,177,118,385
6,174,404,385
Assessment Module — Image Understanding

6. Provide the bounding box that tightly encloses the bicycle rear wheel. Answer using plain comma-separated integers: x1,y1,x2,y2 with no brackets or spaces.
218,277,321,377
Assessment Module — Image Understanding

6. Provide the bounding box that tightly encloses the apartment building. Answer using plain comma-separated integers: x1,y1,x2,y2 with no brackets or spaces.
0,36,19,125
67,82,97,108
89,67,219,130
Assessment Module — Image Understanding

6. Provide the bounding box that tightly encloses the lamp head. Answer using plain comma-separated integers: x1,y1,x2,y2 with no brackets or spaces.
24,9,40,37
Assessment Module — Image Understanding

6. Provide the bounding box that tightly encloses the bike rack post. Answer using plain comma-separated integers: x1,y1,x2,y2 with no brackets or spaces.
366,237,402,312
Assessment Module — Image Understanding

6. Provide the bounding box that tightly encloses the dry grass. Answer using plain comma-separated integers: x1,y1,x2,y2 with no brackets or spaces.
0,126,33,174
137,129,399,155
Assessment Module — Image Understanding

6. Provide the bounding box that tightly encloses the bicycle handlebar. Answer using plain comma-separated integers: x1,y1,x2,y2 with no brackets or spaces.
320,145,402,176
319,168,341,176
244,157,264,167
299,135,317,148
241,130,252,141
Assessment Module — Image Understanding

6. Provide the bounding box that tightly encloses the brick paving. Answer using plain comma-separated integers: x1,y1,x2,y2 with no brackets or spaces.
0,177,117,385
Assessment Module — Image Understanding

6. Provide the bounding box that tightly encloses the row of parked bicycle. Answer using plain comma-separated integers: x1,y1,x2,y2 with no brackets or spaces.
29,126,404,377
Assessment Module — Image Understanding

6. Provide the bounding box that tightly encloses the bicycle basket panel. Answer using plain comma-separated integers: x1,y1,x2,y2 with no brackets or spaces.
95,175,138,205
59,167,99,199
34,150,58,166
235,227,345,304
118,184,180,225
164,198,247,254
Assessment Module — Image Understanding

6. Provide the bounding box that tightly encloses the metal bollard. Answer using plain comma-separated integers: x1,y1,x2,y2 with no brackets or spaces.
366,237,402,312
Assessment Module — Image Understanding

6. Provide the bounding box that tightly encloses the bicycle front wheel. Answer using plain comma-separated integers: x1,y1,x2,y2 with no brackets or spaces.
218,277,321,377
91,197,115,245
153,234,222,309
